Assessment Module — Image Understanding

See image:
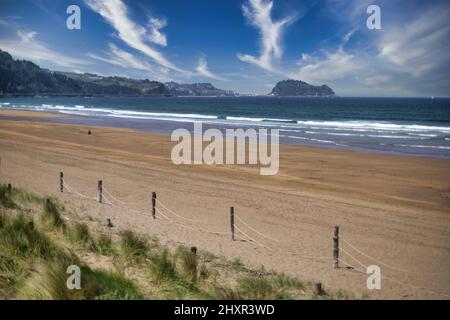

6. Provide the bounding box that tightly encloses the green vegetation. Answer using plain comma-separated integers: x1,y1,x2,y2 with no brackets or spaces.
71,222,91,244
120,230,150,261
42,198,66,231
19,260,142,300
0,185,17,209
0,185,348,300
231,258,245,271
95,234,115,256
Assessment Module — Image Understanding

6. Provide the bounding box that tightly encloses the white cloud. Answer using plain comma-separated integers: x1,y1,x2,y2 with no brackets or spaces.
378,6,450,78
84,0,183,73
289,1,450,96
292,30,362,84
87,44,172,82
88,43,151,71
195,56,225,81
294,48,361,83
148,17,167,47
0,30,88,68
237,0,296,72
17,30,37,43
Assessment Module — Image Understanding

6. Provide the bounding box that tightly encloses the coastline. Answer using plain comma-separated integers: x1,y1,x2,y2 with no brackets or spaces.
1,112,449,299
2,107,450,160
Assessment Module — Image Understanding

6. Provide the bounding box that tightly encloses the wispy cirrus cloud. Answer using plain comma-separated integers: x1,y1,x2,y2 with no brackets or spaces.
378,6,450,78
87,43,152,71
147,17,167,47
0,30,88,68
237,0,296,72
84,0,184,73
87,43,171,81
288,1,450,96
195,56,225,81
293,48,362,84
291,29,362,84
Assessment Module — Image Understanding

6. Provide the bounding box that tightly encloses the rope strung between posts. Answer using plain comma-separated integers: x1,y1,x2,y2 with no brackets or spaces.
61,179,372,268
156,198,205,223
340,237,440,276
156,208,211,232
155,206,228,236
339,258,367,274
63,182,96,200
154,207,173,221
64,178,161,220
60,177,369,265
102,186,132,206
339,243,450,298
284,250,330,261
100,192,115,206
234,225,273,251
339,247,368,271
233,214,330,261
104,193,159,219
234,214,281,243
232,221,330,261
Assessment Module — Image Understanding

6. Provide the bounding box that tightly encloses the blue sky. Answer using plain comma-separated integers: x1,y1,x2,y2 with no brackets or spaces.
0,0,449,96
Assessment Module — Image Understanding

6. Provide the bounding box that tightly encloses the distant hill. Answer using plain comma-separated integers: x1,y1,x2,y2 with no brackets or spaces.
0,49,235,97
164,81,234,96
270,79,335,96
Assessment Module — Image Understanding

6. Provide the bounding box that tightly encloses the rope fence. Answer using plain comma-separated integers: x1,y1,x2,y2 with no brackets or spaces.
57,170,450,298
339,245,450,298
340,237,440,276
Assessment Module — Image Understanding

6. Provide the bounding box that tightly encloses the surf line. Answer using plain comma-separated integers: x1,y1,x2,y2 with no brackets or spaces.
171,121,279,175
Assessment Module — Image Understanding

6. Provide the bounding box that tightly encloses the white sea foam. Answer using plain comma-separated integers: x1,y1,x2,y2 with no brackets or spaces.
394,144,450,150
226,116,294,123
109,110,218,119
296,120,450,133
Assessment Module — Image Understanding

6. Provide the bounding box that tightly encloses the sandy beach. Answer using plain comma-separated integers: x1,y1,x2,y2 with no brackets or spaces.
0,110,449,299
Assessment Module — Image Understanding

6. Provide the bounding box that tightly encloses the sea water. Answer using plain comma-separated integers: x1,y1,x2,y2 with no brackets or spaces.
1,96,449,158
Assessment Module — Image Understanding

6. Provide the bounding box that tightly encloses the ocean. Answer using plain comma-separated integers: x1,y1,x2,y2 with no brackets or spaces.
1,96,450,158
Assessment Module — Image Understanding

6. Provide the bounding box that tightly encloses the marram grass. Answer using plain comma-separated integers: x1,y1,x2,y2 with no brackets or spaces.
0,186,347,300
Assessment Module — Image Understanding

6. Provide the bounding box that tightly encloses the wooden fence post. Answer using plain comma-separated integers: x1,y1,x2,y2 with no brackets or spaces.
314,282,323,296
97,180,103,203
151,192,156,219
333,225,339,269
60,172,64,193
230,206,235,241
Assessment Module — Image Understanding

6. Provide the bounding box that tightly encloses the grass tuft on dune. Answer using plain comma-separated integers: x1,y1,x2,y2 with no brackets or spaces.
0,186,346,300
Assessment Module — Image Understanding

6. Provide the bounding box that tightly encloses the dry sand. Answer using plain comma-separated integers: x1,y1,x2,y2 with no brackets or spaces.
0,115,449,299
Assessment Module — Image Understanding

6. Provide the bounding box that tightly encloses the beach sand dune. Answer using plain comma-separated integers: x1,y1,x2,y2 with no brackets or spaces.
0,118,449,299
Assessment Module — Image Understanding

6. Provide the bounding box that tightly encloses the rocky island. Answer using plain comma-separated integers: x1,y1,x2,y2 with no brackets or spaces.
270,79,335,97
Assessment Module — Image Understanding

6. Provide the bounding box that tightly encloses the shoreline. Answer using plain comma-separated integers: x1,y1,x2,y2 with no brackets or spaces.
1,114,449,299
1,109,450,161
